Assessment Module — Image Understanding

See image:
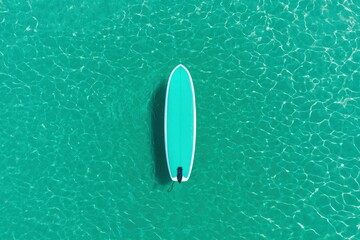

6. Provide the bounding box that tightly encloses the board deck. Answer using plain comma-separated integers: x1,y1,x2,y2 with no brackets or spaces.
164,64,196,182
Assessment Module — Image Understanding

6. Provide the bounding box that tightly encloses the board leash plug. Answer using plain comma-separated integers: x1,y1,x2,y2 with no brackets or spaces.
177,167,183,183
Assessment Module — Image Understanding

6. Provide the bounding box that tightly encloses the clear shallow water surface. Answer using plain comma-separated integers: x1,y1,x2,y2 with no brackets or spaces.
0,0,359,239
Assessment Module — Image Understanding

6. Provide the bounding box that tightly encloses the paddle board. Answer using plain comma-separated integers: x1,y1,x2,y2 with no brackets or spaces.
165,64,196,183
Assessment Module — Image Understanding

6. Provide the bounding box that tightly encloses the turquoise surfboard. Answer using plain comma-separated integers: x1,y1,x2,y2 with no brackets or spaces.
165,64,196,183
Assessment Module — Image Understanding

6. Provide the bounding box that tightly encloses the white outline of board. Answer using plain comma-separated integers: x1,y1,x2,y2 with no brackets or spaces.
164,64,196,182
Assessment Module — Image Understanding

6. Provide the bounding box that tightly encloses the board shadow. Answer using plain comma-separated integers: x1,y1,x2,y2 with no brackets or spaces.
151,82,171,185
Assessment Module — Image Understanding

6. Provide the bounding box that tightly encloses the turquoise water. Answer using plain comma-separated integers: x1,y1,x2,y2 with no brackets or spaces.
1,0,359,239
